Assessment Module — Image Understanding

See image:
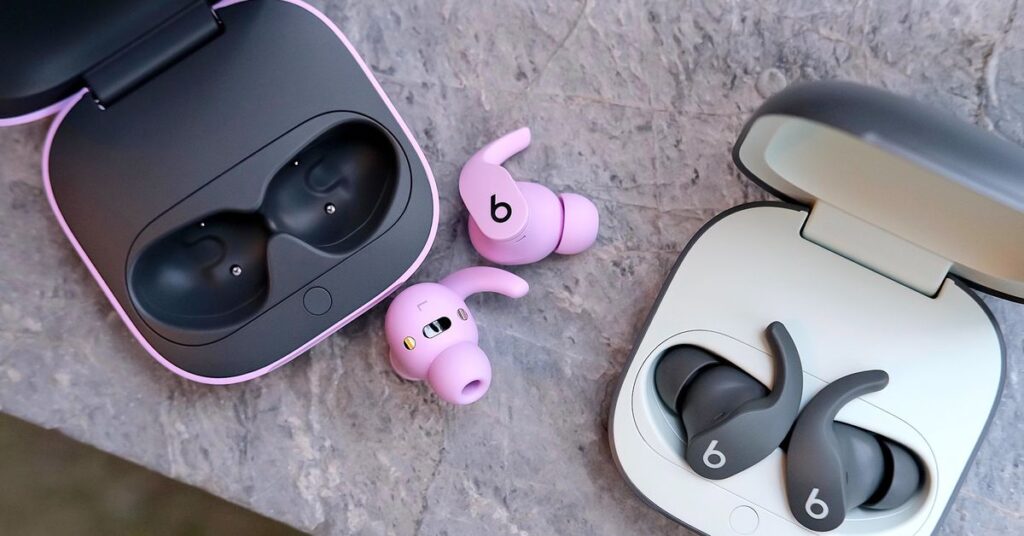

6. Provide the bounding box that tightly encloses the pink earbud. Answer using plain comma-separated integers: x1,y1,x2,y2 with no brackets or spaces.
384,266,529,404
460,127,600,265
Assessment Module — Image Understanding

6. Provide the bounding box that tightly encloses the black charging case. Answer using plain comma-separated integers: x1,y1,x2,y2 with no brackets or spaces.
0,0,438,383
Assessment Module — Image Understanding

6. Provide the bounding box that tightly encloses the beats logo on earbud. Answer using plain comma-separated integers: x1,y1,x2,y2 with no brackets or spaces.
654,322,803,479
460,127,600,265
384,266,529,405
785,370,923,532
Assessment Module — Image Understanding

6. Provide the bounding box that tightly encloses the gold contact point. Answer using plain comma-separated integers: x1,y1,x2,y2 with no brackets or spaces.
402,336,416,350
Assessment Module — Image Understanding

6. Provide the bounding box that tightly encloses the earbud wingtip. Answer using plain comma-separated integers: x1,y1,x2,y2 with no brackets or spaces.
511,276,530,298
511,126,531,140
474,127,533,167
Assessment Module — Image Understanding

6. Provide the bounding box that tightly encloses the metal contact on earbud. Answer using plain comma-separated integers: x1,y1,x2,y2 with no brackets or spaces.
402,336,416,350
457,308,468,320
292,160,300,166
422,316,452,338
325,203,336,215
230,265,242,277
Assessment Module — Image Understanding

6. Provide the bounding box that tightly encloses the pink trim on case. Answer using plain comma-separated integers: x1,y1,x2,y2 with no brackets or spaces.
41,0,439,384
0,94,80,127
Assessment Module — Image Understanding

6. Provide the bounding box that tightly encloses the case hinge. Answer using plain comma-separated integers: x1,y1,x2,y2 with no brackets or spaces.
802,201,952,296
83,1,221,108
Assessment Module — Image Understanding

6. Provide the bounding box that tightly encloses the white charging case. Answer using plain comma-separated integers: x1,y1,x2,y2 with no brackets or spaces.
609,81,1024,535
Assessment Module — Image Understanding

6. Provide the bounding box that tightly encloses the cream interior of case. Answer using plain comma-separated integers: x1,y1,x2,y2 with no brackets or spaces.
739,115,1024,298
613,205,1002,535
610,112,1009,536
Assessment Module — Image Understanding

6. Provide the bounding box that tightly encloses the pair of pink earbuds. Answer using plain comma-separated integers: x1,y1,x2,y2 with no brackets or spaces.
385,127,599,404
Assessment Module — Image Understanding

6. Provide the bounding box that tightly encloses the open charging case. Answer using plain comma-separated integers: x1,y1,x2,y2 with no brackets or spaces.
610,81,1023,535
0,0,438,383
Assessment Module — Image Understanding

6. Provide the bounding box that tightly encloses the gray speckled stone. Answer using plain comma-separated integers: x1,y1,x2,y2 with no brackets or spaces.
1,1,1023,534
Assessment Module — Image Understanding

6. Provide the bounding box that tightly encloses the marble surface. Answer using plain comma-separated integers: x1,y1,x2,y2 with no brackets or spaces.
1,0,1023,534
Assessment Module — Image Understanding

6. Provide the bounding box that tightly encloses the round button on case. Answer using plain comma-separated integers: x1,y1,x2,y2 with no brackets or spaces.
730,506,759,535
303,287,332,316
0,0,439,383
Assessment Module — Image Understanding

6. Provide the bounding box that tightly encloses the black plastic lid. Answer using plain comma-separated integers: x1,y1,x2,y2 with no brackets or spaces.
733,81,1024,301
0,0,214,118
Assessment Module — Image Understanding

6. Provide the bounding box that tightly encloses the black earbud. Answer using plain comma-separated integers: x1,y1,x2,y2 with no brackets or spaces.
654,322,803,479
785,370,923,532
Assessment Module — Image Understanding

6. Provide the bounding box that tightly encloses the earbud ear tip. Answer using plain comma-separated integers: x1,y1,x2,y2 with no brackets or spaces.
864,439,923,510
654,346,721,413
555,193,599,255
427,342,492,405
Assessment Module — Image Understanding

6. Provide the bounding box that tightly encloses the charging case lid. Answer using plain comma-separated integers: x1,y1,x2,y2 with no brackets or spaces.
0,0,216,121
734,80,1024,302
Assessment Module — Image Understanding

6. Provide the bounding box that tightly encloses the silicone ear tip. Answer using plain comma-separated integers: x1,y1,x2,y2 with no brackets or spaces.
555,193,599,255
865,440,923,510
653,345,720,412
427,343,492,405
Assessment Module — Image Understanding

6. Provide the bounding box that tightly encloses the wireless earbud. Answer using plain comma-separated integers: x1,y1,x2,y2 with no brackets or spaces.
384,266,529,404
654,322,803,479
785,370,923,532
460,127,600,265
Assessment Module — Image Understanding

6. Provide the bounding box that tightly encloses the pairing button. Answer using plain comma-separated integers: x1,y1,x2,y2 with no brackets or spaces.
729,505,759,534
303,287,332,315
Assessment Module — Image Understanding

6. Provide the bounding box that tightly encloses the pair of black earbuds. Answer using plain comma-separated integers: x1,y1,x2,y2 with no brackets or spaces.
654,322,922,532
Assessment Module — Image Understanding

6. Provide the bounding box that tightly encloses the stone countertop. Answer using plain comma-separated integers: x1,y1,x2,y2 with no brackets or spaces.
1,0,1022,534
